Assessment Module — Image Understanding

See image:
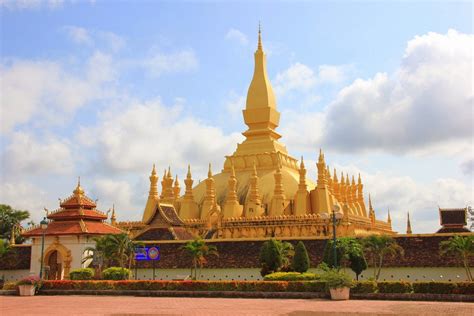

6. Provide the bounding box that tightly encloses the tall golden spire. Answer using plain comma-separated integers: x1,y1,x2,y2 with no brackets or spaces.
201,163,217,219
294,156,308,216
148,164,159,198
258,21,262,51
240,24,281,153
387,209,392,225
406,212,413,234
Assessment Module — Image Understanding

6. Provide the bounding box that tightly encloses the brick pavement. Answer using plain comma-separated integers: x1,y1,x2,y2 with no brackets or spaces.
1,296,473,316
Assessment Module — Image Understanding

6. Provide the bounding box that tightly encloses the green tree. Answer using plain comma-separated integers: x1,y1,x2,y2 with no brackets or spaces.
259,239,294,276
82,235,115,270
292,241,310,273
322,237,367,279
349,252,367,281
0,204,30,244
362,235,404,280
0,239,11,258
181,238,218,280
440,235,473,281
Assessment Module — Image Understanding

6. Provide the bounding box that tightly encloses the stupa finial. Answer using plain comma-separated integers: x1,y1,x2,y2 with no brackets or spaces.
257,22,262,50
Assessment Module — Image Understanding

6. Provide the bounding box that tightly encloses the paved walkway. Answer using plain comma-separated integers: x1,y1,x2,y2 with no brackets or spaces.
1,296,473,315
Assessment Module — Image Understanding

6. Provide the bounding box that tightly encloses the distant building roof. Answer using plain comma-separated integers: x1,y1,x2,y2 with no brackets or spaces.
436,207,469,234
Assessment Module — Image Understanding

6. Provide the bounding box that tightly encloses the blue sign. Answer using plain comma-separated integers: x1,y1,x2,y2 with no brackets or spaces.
135,246,160,261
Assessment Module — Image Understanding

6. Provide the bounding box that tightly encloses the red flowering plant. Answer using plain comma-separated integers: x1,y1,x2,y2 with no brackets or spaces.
17,275,42,288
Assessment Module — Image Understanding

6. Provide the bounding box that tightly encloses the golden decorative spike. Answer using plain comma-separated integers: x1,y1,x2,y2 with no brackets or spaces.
257,22,262,50
300,156,305,169
387,209,392,224
351,175,356,186
111,204,116,225
333,168,338,182
186,164,191,178
208,163,213,178
406,212,413,234
73,176,85,196
358,173,362,185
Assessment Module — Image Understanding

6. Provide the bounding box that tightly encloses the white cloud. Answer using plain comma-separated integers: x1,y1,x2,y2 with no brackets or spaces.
63,26,125,52
77,99,242,176
0,182,48,221
64,26,92,45
322,29,473,154
1,132,74,176
92,179,135,216
274,63,350,97
0,51,116,133
1,0,66,9
278,30,473,156
225,28,248,46
225,91,245,120
144,50,198,77
329,163,472,233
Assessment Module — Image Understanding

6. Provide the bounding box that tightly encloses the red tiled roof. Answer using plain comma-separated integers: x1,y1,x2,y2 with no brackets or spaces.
47,208,107,221
23,220,122,236
60,195,97,209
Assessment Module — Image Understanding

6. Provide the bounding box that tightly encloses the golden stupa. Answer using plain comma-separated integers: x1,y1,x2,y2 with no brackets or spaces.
121,28,394,240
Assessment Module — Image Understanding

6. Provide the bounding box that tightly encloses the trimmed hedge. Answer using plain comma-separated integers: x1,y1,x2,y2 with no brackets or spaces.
263,272,319,281
41,280,325,293
413,281,474,295
352,281,377,294
39,280,473,295
377,281,412,293
69,268,94,280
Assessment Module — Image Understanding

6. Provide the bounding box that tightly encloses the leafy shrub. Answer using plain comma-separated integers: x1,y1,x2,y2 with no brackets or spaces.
412,282,457,294
2,281,17,290
377,281,412,293
352,281,377,294
69,268,94,280
292,241,310,273
320,269,353,289
102,267,130,280
264,272,319,281
453,282,474,295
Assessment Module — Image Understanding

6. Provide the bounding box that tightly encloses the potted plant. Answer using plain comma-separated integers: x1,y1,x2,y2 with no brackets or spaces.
17,276,41,296
321,268,353,300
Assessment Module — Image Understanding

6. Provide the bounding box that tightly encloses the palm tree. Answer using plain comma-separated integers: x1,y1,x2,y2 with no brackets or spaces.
82,235,115,271
362,235,404,280
440,235,473,281
181,238,218,280
274,240,295,271
109,233,142,271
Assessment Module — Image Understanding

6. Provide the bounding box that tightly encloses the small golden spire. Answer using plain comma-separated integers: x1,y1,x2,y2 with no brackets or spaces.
406,212,413,234
358,173,362,185
300,156,305,169
351,175,356,186
111,204,116,225
369,193,373,210
345,173,350,185
333,168,338,182
152,163,156,175
340,172,345,185
208,163,213,178
174,174,179,186
167,166,172,178
387,208,392,224
73,176,85,196
257,22,262,51
318,148,325,163
186,164,192,178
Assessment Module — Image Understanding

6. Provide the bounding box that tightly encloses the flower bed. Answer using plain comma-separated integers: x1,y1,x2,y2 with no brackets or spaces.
39,280,473,295
41,280,326,292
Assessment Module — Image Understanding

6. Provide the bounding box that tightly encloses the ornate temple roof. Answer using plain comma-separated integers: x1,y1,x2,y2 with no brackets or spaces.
436,207,469,233
23,180,122,237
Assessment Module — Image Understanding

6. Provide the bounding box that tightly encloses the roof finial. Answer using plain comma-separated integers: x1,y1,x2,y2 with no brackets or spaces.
187,164,192,178
208,163,212,178
74,176,85,196
257,22,262,51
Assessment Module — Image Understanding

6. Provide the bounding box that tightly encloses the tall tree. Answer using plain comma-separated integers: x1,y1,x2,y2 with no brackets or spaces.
362,235,404,280
292,241,310,273
440,235,473,281
259,239,294,276
181,238,218,280
0,204,30,244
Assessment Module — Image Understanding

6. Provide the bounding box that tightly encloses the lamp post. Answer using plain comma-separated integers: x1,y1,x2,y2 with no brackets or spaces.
331,205,343,268
39,217,48,279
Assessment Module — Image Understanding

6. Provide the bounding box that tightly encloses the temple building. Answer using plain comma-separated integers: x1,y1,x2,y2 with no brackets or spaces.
22,180,123,279
120,29,394,240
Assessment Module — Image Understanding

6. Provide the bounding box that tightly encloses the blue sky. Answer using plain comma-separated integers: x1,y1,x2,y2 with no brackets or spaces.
1,0,473,233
